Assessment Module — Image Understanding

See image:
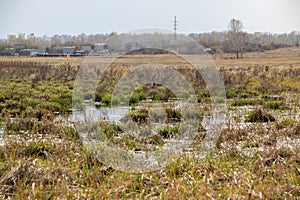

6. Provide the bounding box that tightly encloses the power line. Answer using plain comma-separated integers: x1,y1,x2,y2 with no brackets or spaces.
172,16,178,40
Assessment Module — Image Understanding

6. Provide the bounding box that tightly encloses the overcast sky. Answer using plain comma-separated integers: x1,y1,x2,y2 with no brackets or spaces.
0,0,299,38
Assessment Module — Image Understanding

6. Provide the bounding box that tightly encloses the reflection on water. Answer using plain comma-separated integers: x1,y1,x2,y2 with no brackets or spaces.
71,105,130,123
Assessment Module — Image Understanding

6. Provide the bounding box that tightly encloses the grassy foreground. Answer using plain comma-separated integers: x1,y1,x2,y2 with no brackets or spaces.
0,48,300,199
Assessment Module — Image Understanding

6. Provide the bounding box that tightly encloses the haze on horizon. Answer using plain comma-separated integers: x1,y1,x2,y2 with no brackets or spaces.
0,0,299,39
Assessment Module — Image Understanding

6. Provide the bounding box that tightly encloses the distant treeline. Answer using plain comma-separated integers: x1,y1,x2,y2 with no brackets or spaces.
188,31,299,53
0,31,299,55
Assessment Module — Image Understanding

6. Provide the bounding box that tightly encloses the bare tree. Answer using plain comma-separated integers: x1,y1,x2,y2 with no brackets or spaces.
228,19,244,59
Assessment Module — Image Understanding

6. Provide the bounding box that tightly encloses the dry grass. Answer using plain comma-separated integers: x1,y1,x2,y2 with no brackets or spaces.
0,47,300,199
0,128,299,199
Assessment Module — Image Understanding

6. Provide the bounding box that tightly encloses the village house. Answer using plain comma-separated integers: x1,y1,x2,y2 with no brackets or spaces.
19,49,38,56
52,46,77,55
81,45,92,55
93,43,108,54
37,46,48,55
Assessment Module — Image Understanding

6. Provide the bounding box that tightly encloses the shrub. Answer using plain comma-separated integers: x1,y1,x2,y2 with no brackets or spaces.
130,108,149,124
226,88,238,98
129,93,140,105
165,108,182,122
263,101,284,110
158,126,179,138
101,93,111,105
246,107,275,122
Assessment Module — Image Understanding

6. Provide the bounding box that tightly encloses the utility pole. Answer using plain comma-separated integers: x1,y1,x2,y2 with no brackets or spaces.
172,16,178,41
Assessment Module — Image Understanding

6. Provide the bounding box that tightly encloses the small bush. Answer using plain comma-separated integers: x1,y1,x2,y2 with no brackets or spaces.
130,108,149,124
165,108,182,122
129,93,140,105
263,101,284,110
95,92,101,102
101,93,111,105
246,107,275,122
158,126,179,138
88,121,122,139
226,88,238,98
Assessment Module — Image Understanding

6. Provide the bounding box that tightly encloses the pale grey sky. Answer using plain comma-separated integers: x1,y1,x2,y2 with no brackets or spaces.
0,0,299,38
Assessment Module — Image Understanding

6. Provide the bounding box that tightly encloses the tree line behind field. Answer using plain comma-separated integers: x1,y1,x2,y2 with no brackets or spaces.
0,19,299,57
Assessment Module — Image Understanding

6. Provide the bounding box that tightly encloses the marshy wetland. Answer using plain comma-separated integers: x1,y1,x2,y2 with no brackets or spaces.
0,47,300,199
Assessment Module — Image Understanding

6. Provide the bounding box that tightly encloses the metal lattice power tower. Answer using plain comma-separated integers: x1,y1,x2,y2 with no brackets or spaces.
172,16,178,41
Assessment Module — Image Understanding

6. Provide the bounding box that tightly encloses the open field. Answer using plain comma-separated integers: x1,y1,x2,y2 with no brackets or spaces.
0,47,300,199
